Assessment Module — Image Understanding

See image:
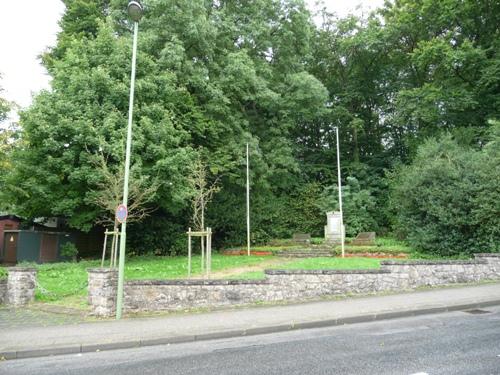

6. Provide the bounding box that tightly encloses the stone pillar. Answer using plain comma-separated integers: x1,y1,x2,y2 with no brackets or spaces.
88,268,118,317
7,267,37,306
0,279,7,305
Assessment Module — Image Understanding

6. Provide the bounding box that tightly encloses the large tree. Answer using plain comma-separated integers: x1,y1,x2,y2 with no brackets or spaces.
5,0,328,251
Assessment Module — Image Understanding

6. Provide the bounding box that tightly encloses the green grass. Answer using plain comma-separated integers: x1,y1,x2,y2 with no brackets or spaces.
28,254,272,305
124,254,271,280
408,251,471,260
17,237,459,307
225,257,382,280
374,237,412,252
34,260,100,304
278,257,381,270
227,244,303,252
0,266,8,280
228,237,414,255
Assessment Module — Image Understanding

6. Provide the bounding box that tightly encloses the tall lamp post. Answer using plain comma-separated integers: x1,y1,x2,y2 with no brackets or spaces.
334,127,345,258
116,0,143,320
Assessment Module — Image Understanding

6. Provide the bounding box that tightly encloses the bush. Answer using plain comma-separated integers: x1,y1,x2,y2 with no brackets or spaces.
389,130,500,256
317,176,379,237
128,213,188,256
60,242,78,259
286,182,324,237
0,267,7,280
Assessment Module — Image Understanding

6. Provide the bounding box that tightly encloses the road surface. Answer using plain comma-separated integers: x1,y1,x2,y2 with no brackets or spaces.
2,306,500,374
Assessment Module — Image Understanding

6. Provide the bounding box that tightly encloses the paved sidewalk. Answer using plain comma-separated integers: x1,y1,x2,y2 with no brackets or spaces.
0,307,88,330
1,283,500,360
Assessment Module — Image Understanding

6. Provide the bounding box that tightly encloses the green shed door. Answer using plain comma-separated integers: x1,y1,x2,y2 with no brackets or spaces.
17,232,40,262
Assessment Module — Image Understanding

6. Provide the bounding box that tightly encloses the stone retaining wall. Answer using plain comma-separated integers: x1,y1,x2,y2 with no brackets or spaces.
0,268,37,306
0,279,7,304
7,268,37,306
87,254,500,317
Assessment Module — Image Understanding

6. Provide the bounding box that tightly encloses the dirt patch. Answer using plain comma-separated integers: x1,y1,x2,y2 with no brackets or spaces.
190,258,294,279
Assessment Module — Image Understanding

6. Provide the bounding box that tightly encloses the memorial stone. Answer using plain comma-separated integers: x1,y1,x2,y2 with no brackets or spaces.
324,211,343,243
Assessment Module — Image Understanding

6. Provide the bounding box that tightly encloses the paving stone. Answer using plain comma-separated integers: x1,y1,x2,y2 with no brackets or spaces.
0,307,88,330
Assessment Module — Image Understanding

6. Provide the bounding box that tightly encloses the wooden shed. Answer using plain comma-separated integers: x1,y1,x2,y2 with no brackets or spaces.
2,230,74,264
0,215,21,262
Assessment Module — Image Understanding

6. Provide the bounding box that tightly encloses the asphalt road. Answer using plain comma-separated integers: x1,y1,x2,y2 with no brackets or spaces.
2,306,500,375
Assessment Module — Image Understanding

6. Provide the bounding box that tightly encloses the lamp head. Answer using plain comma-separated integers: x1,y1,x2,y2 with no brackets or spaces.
127,1,143,22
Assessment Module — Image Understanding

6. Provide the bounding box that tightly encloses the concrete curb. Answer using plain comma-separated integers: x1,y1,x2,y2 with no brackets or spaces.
2,299,499,361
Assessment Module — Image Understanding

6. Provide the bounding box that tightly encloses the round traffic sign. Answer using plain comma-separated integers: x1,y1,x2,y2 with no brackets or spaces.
116,204,128,223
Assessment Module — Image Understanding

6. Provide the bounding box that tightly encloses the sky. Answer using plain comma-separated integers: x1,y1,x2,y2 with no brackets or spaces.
0,0,384,123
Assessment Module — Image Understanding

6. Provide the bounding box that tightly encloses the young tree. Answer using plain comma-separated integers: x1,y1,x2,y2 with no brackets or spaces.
187,153,220,259
85,149,160,263
188,154,220,233
86,150,159,226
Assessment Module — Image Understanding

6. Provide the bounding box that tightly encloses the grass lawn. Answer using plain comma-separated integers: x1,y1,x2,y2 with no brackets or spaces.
31,254,272,307
22,237,442,309
227,237,413,256
31,254,383,307
226,257,381,280
279,257,381,270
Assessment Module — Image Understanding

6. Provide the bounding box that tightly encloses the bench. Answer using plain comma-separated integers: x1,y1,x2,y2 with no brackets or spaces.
292,233,311,245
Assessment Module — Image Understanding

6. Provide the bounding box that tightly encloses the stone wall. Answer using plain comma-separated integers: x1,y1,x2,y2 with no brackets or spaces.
87,254,500,317
88,268,118,317
125,279,272,313
2,267,37,306
0,278,7,304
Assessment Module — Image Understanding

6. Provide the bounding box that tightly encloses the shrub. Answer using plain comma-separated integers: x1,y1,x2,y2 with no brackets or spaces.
60,242,78,259
389,130,500,256
317,176,379,237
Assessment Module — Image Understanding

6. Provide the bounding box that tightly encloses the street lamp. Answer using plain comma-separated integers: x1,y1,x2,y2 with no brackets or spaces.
116,0,143,320
127,1,143,22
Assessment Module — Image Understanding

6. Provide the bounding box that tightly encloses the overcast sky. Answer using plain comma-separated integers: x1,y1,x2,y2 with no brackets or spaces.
0,0,384,120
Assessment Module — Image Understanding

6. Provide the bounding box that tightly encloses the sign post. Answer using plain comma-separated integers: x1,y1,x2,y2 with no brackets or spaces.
116,204,128,224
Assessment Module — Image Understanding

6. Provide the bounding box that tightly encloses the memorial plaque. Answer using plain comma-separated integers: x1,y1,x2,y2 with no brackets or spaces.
325,211,342,243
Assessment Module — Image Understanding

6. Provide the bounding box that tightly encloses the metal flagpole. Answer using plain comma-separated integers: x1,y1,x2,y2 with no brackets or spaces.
246,143,250,256
335,127,345,258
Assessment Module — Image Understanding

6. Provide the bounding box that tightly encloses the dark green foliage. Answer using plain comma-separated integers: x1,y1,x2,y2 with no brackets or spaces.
286,183,324,237
4,0,328,249
2,0,499,254
390,128,500,256
60,242,79,259
127,213,187,256
317,177,379,237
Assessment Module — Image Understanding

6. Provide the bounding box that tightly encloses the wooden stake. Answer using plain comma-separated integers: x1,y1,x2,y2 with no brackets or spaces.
101,229,109,267
206,227,211,278
188,227,192,278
